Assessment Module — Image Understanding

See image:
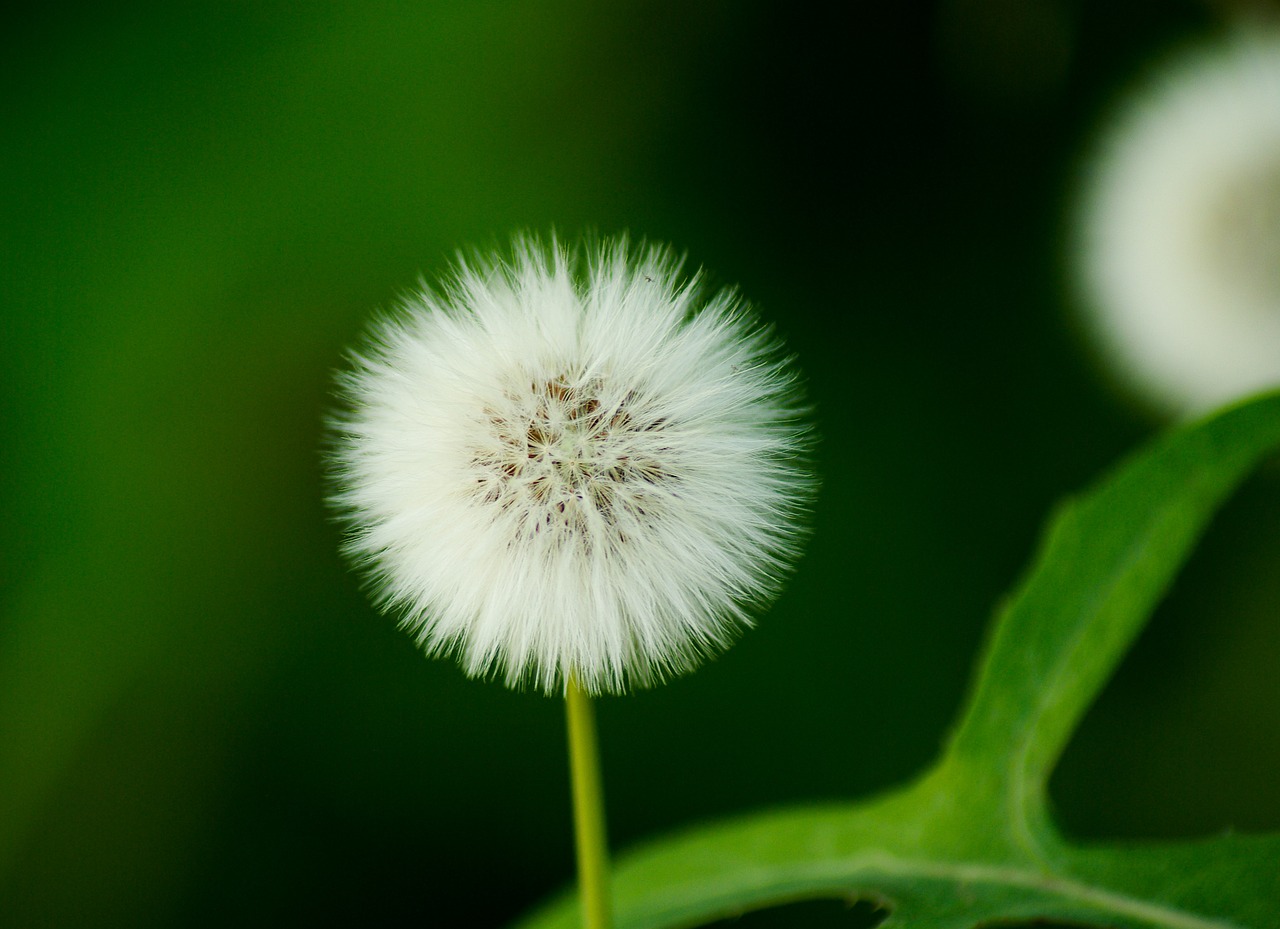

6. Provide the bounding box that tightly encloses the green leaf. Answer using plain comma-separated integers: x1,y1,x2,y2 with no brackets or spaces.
514,391,1280,929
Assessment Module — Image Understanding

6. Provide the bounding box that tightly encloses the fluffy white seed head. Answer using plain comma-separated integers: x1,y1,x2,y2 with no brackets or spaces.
329,236,812,694
1077,30,1280,414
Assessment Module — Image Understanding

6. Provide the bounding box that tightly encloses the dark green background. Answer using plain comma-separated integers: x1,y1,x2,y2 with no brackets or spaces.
4,3,1279,927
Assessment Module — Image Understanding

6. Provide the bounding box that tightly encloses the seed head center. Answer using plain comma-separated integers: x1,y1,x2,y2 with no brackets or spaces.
473,374,671,536
1206,158,1280,301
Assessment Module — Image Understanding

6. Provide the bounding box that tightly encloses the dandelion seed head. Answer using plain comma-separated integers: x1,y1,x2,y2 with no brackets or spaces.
329,235,812,694
1077,30,1280,414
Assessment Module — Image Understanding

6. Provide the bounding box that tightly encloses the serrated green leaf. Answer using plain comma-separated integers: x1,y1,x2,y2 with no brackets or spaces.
514,391,1280,929
947,389,1280,827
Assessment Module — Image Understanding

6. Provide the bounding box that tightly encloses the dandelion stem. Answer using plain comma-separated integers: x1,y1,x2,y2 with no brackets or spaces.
566,674,611,929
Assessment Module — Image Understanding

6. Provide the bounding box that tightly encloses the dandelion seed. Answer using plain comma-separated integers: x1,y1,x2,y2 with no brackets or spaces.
1076,31,1280,414
329,234,811,695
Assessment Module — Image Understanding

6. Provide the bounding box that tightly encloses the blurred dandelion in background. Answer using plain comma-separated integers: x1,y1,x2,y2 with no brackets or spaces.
328,234,812,696
1076,29,1280,414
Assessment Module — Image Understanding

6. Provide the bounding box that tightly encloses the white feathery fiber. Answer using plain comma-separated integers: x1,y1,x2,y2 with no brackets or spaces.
329,235,812,694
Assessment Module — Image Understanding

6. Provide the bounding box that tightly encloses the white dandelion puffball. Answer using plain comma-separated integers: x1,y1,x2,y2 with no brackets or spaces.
1078,31,1280,414
330,236,811,695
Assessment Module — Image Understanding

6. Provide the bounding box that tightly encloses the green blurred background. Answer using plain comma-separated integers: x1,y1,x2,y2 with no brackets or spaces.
4,2,1279,927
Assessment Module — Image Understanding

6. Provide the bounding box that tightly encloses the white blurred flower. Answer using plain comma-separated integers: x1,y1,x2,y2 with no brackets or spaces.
329,236,811,694
1077,31,1280,414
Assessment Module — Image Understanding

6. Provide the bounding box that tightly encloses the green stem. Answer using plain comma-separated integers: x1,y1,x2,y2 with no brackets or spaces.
566,674,611,929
